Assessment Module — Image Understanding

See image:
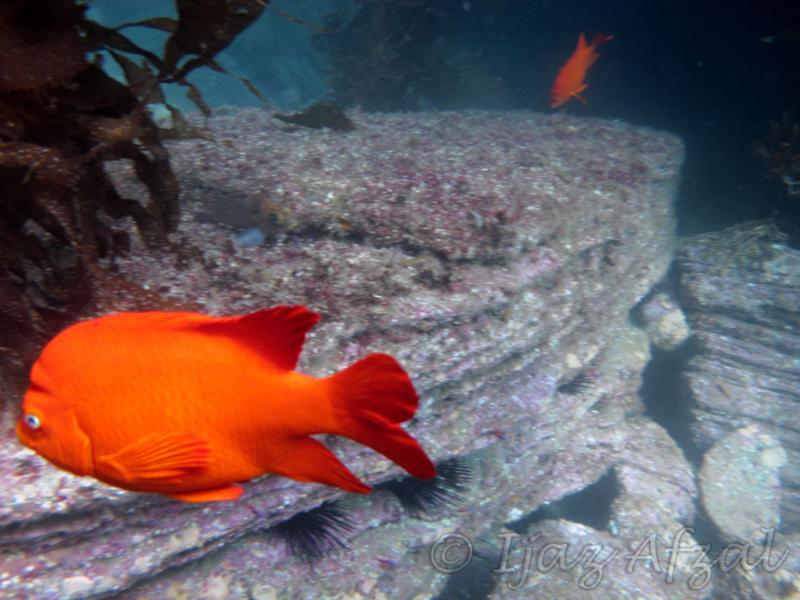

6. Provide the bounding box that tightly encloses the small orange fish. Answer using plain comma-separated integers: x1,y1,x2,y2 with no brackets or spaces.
550,32,613,108
16,306,436,502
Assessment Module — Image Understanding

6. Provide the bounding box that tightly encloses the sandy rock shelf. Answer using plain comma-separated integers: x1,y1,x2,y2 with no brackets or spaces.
0,109,688,599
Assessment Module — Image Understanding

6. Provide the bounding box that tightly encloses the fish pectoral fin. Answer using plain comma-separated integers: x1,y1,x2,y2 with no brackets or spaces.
168,485,244,503
271,437,372,494
97,432,211,483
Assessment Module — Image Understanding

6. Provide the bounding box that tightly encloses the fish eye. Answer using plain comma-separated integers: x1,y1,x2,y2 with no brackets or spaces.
23,414,41,430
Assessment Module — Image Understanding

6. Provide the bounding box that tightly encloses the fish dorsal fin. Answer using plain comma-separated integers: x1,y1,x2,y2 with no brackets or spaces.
196,305,321,371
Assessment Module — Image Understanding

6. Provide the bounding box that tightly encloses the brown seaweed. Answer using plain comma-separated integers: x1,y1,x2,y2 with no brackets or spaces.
0,0,269,411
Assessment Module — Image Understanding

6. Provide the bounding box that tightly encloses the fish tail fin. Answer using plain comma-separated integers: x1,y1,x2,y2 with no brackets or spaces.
589,33,614,49
327,354,436,480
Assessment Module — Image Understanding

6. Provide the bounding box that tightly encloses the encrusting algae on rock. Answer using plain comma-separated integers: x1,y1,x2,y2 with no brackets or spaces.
1,106,689,598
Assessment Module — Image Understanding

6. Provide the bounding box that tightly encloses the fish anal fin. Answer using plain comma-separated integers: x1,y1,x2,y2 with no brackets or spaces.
273,437,371,494
98,432,210,483
196,305,320,371
169,485,244,503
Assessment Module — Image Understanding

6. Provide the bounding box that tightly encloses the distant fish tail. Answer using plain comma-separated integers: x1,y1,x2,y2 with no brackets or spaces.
589,33,614,49
327,354,436,480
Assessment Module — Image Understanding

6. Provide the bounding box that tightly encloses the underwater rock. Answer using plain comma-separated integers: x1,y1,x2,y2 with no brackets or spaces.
639,291,691,351
699,425,786,544
490,519,707,600
489,417,704,600
610,418,698,540
711,531,800,600
0,109,683,598
678,220,800,532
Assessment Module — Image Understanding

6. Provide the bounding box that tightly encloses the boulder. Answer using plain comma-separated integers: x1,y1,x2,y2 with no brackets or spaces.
699,425,786,545
0,109,685,598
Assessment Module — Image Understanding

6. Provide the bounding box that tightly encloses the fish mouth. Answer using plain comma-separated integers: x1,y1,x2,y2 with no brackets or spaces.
14,414,95,477
15,420,33,449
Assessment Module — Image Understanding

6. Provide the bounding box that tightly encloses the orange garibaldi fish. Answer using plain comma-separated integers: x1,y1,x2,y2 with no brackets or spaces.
16,306,436,502
550,32,613,108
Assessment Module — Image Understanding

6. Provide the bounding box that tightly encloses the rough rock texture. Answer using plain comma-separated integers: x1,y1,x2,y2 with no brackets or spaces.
677,221,800,532
0,110,685,598
489,419,704,600
699,425,786,544
637,292,691,351
490,519,708,600
711,531,800,600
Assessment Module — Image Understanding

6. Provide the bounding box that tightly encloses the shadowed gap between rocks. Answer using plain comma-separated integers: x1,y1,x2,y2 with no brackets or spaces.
631,262,704,466
635,294,775,561
633,290,732,558
639,341,702,467
505,467,620,535
432,541,501,600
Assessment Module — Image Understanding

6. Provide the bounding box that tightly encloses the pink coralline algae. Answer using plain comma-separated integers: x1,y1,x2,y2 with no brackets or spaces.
0,109,703,599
